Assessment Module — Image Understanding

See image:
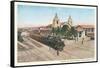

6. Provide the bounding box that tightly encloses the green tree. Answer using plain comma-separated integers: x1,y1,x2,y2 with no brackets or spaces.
55,27,61,36
70,27,77,38
60,25,69,38
52,27,55,36
52,27,61,36
54,37,65,56
66,26,77,39
51,25,77,40
44,36,65,56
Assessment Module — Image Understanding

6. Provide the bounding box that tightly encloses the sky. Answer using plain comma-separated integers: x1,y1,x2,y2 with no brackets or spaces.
17,5,96,27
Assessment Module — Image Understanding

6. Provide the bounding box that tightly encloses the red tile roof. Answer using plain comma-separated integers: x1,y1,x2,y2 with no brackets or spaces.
76,25,95,29
76,24,95,32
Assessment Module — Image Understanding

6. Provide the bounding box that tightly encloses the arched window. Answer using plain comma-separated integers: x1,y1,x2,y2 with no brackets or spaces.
57,20,58,24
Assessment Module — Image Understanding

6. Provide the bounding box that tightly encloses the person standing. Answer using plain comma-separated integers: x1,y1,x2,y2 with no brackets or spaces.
81,31,85,45
82,37,84,44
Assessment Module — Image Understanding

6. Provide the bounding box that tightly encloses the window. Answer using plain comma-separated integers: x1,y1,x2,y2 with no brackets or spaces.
57,20,58,24
91,28,94,32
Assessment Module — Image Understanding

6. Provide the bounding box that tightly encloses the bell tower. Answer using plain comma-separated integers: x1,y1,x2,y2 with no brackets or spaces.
67,16,72,29
52,13,60,28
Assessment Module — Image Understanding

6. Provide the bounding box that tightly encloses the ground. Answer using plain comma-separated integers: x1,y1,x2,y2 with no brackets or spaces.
17,37,95,63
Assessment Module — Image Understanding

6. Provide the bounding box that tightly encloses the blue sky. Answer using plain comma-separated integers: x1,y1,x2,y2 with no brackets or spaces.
17,5,95,27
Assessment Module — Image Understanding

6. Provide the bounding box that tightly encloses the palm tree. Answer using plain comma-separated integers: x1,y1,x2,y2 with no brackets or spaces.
65,26,77,40
61,26,77,40
70,27,77,39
